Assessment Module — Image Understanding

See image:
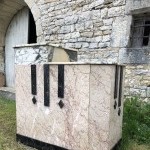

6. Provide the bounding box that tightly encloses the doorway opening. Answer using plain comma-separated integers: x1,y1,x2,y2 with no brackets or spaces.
5,7,37,87
28,10,37,44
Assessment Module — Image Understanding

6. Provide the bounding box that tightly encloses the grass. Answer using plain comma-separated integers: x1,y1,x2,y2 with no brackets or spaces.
0,97,150,150
117,97,150,150
0,98,34,150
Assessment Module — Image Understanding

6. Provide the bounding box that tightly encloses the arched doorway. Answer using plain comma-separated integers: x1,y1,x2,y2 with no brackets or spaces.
0,0,43,89
5,7,37,87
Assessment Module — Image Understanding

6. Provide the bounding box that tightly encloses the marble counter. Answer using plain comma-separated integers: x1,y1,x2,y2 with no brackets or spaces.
16,63,124,150
14,44,77,64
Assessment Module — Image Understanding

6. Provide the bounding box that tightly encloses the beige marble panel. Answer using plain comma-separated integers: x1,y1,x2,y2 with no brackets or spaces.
63,65,90,149
16,65,34,136
16,64,90,150
89,65,114,150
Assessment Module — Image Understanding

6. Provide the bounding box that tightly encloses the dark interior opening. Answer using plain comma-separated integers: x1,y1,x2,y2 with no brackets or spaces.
28,10,37,44
142,20,150,46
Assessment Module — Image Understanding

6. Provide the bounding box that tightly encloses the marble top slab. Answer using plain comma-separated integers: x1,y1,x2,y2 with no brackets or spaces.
16,62,124,65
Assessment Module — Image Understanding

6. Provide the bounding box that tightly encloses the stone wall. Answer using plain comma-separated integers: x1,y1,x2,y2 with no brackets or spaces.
0,0,149,99
38,0,128,63
35,0,149,99
124,64,150,101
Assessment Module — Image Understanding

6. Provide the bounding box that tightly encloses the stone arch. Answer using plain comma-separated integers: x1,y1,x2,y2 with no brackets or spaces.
0,0,44,86
24,0,44,42
0,0,44,46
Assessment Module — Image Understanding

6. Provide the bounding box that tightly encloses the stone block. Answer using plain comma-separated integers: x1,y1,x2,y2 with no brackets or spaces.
80,31,93,38
64,15,78,25
78,11,92,22
59,25,71,34
113,0,125,6
82,42,89,48
111,16,131,48
108,6,125,17
101,8,108,18
119,48,150,64
89,42,98,48
126,0,150,14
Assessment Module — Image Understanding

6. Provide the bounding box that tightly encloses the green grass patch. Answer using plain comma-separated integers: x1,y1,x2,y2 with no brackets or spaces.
117,97,150,150
0,98,31,150
0,97,149,150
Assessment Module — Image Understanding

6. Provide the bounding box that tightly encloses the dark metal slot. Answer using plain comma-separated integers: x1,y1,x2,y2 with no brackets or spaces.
58,65,64,98
31,65,37,95
114,65,119,99
118,66,123,107
44,64,50,107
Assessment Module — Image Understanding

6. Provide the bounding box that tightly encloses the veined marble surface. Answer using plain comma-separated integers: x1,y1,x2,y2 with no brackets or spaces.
16,64,124,150
15,45,77,64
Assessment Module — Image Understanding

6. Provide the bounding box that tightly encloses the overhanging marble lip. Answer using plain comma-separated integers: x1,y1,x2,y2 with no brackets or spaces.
16,62,125,65
14,43,78,52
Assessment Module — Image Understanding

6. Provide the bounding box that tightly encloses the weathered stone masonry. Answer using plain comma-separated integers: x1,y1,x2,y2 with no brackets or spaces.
38,0,127,62
0,0,44,73
0,0,150,100
38,0,149,100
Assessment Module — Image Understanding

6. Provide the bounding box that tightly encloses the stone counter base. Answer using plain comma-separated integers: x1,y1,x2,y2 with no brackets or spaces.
16,134,121,150
16,134,67,150
16,64,124,150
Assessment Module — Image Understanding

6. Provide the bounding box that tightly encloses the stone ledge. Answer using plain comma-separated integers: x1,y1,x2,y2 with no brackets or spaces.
119,48,150,64
0,87,15,100
126,0,150,14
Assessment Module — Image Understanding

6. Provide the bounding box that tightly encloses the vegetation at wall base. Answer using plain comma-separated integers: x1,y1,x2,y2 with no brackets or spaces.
0,97,150,150
116,97,150,150
0,98,34,150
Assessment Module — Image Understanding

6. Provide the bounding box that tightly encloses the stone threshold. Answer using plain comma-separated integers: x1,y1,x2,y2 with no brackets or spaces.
0,87,15,100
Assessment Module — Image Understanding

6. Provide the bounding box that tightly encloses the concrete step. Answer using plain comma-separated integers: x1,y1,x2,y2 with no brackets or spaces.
0,87,15,100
